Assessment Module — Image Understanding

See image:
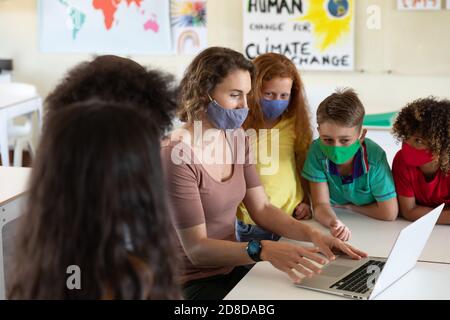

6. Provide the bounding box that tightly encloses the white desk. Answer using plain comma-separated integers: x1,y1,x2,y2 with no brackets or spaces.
0,166,31,204
225,208,450,300
225,261,450,300
0,166,31,299
0,85,42,167
304,208,450,264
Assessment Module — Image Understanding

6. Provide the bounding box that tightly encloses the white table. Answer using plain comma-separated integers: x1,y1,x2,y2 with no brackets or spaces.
0,86,42,167
225,208,450,300
225,261,450,300
0,166,31,204
0,166,31,299
305,208,450,264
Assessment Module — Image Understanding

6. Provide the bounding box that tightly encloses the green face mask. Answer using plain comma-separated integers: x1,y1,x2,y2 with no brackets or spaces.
319,139,361,164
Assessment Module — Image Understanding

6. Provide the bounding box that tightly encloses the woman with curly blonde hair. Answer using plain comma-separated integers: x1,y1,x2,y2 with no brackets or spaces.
392,97,450,224
236,53,313,242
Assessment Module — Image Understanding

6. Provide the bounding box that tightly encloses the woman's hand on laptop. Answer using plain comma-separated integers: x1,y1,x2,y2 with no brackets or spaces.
329,219,351,241
309,230,368,261
260,240,327,284
328,237,368,260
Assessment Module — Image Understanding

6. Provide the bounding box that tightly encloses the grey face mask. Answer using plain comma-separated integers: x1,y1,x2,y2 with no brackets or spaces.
206,95,248,130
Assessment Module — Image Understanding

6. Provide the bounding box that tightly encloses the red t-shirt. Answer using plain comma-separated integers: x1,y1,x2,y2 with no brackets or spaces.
392,150,450,207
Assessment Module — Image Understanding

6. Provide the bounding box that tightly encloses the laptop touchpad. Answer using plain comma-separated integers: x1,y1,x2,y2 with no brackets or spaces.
321,264,353,277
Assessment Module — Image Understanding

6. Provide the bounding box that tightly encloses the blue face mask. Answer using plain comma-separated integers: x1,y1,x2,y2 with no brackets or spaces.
206,97,248,130
260,98,290,120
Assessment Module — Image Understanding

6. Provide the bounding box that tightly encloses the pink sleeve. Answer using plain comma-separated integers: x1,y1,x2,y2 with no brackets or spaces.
161,145,206,229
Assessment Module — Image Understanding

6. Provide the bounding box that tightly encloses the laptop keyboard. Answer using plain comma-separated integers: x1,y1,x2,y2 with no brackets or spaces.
329,260,385,294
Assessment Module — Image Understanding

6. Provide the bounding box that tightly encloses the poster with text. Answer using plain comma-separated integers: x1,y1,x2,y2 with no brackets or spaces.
243,0,355,71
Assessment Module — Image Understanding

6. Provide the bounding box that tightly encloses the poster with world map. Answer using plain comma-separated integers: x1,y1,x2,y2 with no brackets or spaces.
39,0,172,54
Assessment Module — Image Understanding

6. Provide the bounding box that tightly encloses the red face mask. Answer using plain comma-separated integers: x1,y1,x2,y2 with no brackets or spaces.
401,142,434,167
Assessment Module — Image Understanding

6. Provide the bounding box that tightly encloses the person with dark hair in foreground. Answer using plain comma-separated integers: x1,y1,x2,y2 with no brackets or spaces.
9,102,182,299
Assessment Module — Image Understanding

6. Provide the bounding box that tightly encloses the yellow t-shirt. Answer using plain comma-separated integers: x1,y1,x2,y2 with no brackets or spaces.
237,116,304,224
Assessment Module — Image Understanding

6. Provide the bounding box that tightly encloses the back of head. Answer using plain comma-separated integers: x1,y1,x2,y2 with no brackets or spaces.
177,46,254,123
9,101,181,299
45,55,177,133
316,88,365,129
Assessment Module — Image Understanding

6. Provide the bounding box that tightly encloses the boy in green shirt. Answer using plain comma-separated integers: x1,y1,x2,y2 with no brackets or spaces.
302,89,398,241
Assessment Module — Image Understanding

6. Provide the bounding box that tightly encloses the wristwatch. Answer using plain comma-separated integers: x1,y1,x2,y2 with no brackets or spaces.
246,239,262,262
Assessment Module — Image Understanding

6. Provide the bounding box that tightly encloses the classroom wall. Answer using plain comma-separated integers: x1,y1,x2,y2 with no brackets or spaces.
1,0,450,115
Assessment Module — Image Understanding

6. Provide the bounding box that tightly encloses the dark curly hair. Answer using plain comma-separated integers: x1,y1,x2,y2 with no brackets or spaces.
45,55,177,133
392,97,450,174
9,101,182,299
177,47,254,123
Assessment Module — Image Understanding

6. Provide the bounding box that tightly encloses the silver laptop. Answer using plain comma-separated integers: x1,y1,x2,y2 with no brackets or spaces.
296,203,445,300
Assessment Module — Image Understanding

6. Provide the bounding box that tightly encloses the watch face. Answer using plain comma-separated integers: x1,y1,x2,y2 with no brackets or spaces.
248,240,261,255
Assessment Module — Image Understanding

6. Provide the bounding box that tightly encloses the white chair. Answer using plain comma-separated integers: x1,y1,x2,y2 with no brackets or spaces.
0,71,11,84
0,83,38,167
8,119,34,167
